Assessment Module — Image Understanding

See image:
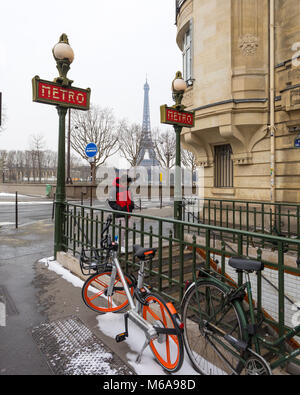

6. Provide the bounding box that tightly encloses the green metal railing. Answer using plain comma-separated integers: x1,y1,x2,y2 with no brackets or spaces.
62,202,300,348
183,197,300,259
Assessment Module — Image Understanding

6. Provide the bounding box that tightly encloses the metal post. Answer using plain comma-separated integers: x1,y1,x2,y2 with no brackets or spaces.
52,193,56,221
89,158,95,206
54,106,68,258
66,108,73,184
174,124,183,237
15,191,18,229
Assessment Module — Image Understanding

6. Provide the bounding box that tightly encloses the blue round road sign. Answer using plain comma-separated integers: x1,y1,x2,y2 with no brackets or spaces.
85,143,98,158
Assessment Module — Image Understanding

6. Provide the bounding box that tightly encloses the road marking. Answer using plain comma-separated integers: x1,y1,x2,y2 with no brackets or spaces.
0,300,6,327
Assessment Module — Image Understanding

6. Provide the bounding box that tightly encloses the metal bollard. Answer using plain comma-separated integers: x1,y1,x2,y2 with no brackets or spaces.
52,193,56,221
15,191,18,229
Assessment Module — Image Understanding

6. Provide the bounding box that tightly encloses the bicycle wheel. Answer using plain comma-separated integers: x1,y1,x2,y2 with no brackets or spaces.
82,270,134,314
181,279,246,375
142,293,184,373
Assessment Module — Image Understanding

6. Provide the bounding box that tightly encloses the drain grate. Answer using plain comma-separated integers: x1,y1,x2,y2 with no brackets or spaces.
31,316,134,375
0,285,19,316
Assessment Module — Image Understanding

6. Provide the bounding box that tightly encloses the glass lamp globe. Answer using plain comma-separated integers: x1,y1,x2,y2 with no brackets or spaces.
173,78,187,93
53,42,74,63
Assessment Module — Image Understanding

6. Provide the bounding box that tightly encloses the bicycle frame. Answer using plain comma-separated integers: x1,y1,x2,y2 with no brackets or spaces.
110,249,158,342
194,268,300,372
82,215,184,371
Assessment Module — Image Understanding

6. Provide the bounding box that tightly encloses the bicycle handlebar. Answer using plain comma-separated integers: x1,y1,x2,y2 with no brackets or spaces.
100,215,113,249
100,215,112,236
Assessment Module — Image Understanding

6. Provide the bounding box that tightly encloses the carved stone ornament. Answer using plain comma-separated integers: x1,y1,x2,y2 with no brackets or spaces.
238,34,259,56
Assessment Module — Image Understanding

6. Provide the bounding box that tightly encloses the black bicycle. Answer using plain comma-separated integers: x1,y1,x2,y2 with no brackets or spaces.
181,257,300,375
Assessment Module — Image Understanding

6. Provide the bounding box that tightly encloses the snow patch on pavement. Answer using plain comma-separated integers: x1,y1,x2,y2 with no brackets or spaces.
0,193,28,197
0,201,52,205
39,257,198,375
39,257,84,289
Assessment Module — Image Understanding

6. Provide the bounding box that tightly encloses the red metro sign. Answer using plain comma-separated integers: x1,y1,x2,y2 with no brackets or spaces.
32,76,91,110
160,105,195,128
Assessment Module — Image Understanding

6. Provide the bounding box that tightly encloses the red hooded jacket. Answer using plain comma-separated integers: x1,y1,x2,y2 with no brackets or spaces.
108,177,134,216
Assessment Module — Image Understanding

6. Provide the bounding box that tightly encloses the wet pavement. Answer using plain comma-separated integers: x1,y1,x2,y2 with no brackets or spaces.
0,220,134,375
0,221,54,375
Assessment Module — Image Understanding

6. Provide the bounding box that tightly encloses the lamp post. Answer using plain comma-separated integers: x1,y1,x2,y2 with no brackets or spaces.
52,34,74,257
161,72,194,237
171,72,187,236
66,108,73,184
32,34,91,259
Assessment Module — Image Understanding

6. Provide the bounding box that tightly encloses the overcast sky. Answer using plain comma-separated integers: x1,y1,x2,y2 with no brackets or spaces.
0,0,182,166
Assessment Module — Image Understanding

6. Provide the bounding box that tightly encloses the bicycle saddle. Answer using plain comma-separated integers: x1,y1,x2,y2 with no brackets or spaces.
229,257,264,272
133,245,157,261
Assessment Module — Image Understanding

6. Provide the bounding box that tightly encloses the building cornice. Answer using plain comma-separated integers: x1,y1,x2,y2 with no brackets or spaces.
191,98,268,113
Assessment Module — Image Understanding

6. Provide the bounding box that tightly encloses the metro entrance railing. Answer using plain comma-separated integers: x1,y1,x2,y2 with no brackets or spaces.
183,197,300,259
61,202,300,357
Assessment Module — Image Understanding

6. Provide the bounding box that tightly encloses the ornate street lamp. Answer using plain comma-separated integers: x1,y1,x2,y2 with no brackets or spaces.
171,72,187,236
53,34,74,257
172,71,187,110
32,33,91,259
52,34,74,87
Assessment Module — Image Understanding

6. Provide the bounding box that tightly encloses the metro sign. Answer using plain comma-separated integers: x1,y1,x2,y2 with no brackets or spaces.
32,76,91,111
160,105,195,128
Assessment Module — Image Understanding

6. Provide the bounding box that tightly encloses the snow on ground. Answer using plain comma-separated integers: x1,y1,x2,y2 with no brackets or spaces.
0,201,52,205
39,257,198,376
39,257,84,289
96,313,198,375
0,193,28,198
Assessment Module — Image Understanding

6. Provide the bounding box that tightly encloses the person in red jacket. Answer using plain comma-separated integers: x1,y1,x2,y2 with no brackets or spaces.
108,175,135,252
108,175,135,217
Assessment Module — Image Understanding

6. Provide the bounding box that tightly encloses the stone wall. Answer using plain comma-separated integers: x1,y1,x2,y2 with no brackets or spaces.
176,0,300,203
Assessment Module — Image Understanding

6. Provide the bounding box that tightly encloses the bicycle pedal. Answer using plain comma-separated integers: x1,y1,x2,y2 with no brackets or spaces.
115,332,128,343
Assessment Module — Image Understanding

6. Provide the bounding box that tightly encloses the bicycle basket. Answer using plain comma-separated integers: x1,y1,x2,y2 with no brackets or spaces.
79,248,107,276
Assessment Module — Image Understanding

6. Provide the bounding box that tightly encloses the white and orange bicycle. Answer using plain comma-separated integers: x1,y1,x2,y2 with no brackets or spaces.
80,215,184,373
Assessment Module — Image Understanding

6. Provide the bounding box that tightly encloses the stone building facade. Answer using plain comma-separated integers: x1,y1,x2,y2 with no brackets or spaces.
176,0,300,203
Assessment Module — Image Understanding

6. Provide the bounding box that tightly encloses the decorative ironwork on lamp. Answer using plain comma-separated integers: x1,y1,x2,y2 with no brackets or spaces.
171,71,187,110
52,34,74,87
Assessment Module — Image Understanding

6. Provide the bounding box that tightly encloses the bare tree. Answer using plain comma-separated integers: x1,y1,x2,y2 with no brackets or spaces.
0,100,7,135
30,134,45,182
43,150,58,169
15,151,25,182
182,149,198,175
153,128,176,169
118,121,143,167
70,105,119,168
0,150,7,182
24,151,32,182
5,151,17,181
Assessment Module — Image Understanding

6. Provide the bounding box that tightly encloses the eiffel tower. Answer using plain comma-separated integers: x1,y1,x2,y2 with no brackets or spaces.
137,79,159,169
